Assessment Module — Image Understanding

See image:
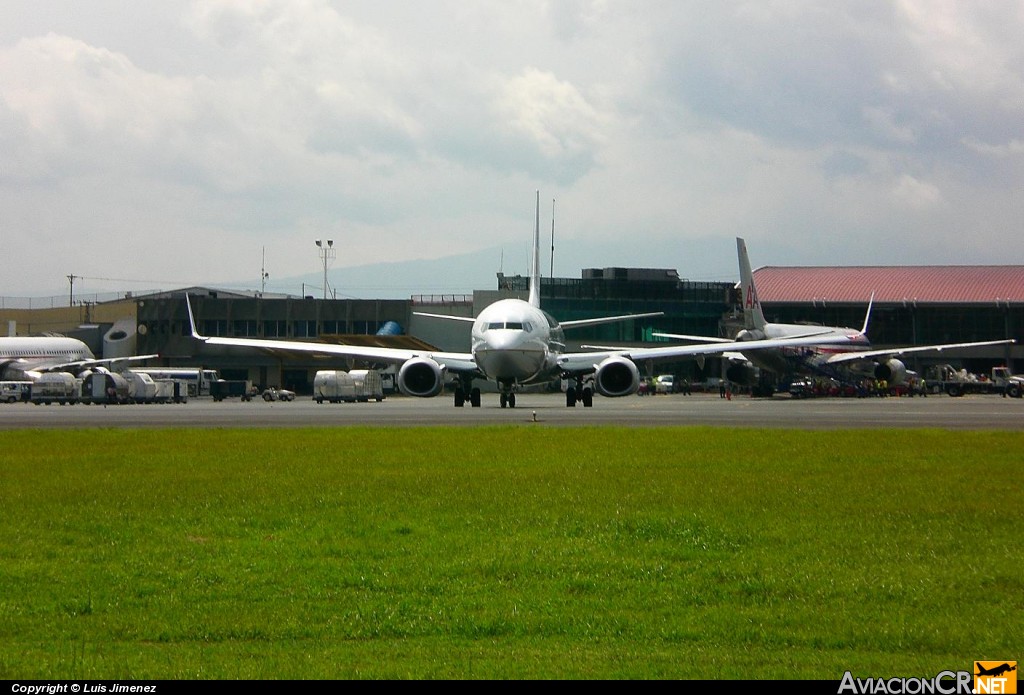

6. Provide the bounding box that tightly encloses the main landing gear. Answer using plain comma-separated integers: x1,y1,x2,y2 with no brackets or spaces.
564,376,594,408
453,376,481,407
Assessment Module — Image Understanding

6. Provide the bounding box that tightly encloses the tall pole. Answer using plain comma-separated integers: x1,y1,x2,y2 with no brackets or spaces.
67,274,76,307
550,198,555,280
260,246,269,295
316,239,335,300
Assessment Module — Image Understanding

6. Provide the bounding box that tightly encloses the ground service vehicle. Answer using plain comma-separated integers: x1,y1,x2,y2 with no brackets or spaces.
211,379,254,401
128,368,218,397
991,367,1024,397
925,365,1024,397
262,387,296,402
654,375,675,394
0,380,32,403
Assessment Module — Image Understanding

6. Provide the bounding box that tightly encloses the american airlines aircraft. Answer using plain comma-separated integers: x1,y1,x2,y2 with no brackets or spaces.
0,335,156,381
188,197,862,408
660,237,1014,392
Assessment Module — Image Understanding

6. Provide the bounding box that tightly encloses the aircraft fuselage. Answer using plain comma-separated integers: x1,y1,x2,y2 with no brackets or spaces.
0,337,96,380
471,298,565,386
736,325,871,381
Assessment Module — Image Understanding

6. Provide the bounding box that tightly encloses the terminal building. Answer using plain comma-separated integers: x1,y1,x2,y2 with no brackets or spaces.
3,264,1022,394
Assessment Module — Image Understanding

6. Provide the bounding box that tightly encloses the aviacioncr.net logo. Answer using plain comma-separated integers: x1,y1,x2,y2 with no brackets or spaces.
974,662,1017,695
838,670,973,694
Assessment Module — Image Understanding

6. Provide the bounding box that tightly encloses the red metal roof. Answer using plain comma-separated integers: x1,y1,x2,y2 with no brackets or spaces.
752,266,1024,305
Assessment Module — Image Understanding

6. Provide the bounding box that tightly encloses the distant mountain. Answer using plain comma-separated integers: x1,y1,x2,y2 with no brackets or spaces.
247,245,512,300
235,237,738,300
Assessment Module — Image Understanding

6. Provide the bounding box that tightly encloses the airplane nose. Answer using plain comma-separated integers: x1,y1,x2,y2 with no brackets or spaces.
485,331,521,351
475,331,545,380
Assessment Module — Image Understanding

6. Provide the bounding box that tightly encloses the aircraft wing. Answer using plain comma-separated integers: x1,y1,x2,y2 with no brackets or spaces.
193,334,478,373
824,339,1015,365
558,332,863,373
412,312,476,323
187,295,478,373
560,312,663,330
38,354,160,373
652,328,838,343
415,310,666,329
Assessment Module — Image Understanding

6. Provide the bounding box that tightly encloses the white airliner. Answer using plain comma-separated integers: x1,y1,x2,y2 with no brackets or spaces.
659,237,1014,391
188,196,864,408
0,335,156,381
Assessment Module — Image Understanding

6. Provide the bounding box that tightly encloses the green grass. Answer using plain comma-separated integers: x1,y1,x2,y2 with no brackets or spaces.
0,427,1021,679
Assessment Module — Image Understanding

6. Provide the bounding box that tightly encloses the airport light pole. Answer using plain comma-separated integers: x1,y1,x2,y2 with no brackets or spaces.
260,246,269,296
315,239,335,300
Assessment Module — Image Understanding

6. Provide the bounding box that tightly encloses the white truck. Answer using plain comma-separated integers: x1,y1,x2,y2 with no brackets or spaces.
991,366,1024,398
0,380,32,403
128,368,218,397
925,364,1024,397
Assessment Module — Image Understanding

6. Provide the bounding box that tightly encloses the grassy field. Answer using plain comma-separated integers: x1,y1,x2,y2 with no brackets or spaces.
0,426,1021,680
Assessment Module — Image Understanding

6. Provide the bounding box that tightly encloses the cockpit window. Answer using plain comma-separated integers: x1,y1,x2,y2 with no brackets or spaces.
484,321,527,330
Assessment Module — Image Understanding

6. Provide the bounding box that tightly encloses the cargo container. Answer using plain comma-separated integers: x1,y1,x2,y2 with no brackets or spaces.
313,370,357,403
30,373,82,405
350,369,384,402
83,372,130,404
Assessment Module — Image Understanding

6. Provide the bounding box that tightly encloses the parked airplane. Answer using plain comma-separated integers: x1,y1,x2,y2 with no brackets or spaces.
0,335,156,381
659,237,1014,393
186,197,854,408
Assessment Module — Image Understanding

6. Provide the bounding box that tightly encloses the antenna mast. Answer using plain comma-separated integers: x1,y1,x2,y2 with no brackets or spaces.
550,199,555,279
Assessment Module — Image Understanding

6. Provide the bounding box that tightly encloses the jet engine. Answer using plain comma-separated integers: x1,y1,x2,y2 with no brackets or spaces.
593,356,640,397
735,328,766,342
725,362,758,387
874,358,907,385
397,357,445,398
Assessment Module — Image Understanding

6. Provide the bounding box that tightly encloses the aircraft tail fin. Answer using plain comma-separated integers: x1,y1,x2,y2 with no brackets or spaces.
736,237,767,331
528,190,541,308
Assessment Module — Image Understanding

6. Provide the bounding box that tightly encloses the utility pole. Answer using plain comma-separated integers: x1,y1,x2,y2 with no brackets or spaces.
67,274,77,307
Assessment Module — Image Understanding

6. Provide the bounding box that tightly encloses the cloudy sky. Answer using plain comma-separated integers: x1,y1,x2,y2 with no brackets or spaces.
2,1,1023,299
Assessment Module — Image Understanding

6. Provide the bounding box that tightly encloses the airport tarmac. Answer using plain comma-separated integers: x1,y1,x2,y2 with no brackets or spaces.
1,391,1023,430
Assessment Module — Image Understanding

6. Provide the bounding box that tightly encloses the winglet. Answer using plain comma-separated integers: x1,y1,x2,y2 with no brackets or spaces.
860,292,875,336
185,294,206,340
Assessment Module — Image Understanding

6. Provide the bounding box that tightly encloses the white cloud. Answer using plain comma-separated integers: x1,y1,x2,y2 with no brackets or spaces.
1,0,1023,298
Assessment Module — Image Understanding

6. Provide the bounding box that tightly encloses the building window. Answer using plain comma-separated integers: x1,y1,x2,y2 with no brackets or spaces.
263,320,287,337
293,320,317,338
233,320,258,337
